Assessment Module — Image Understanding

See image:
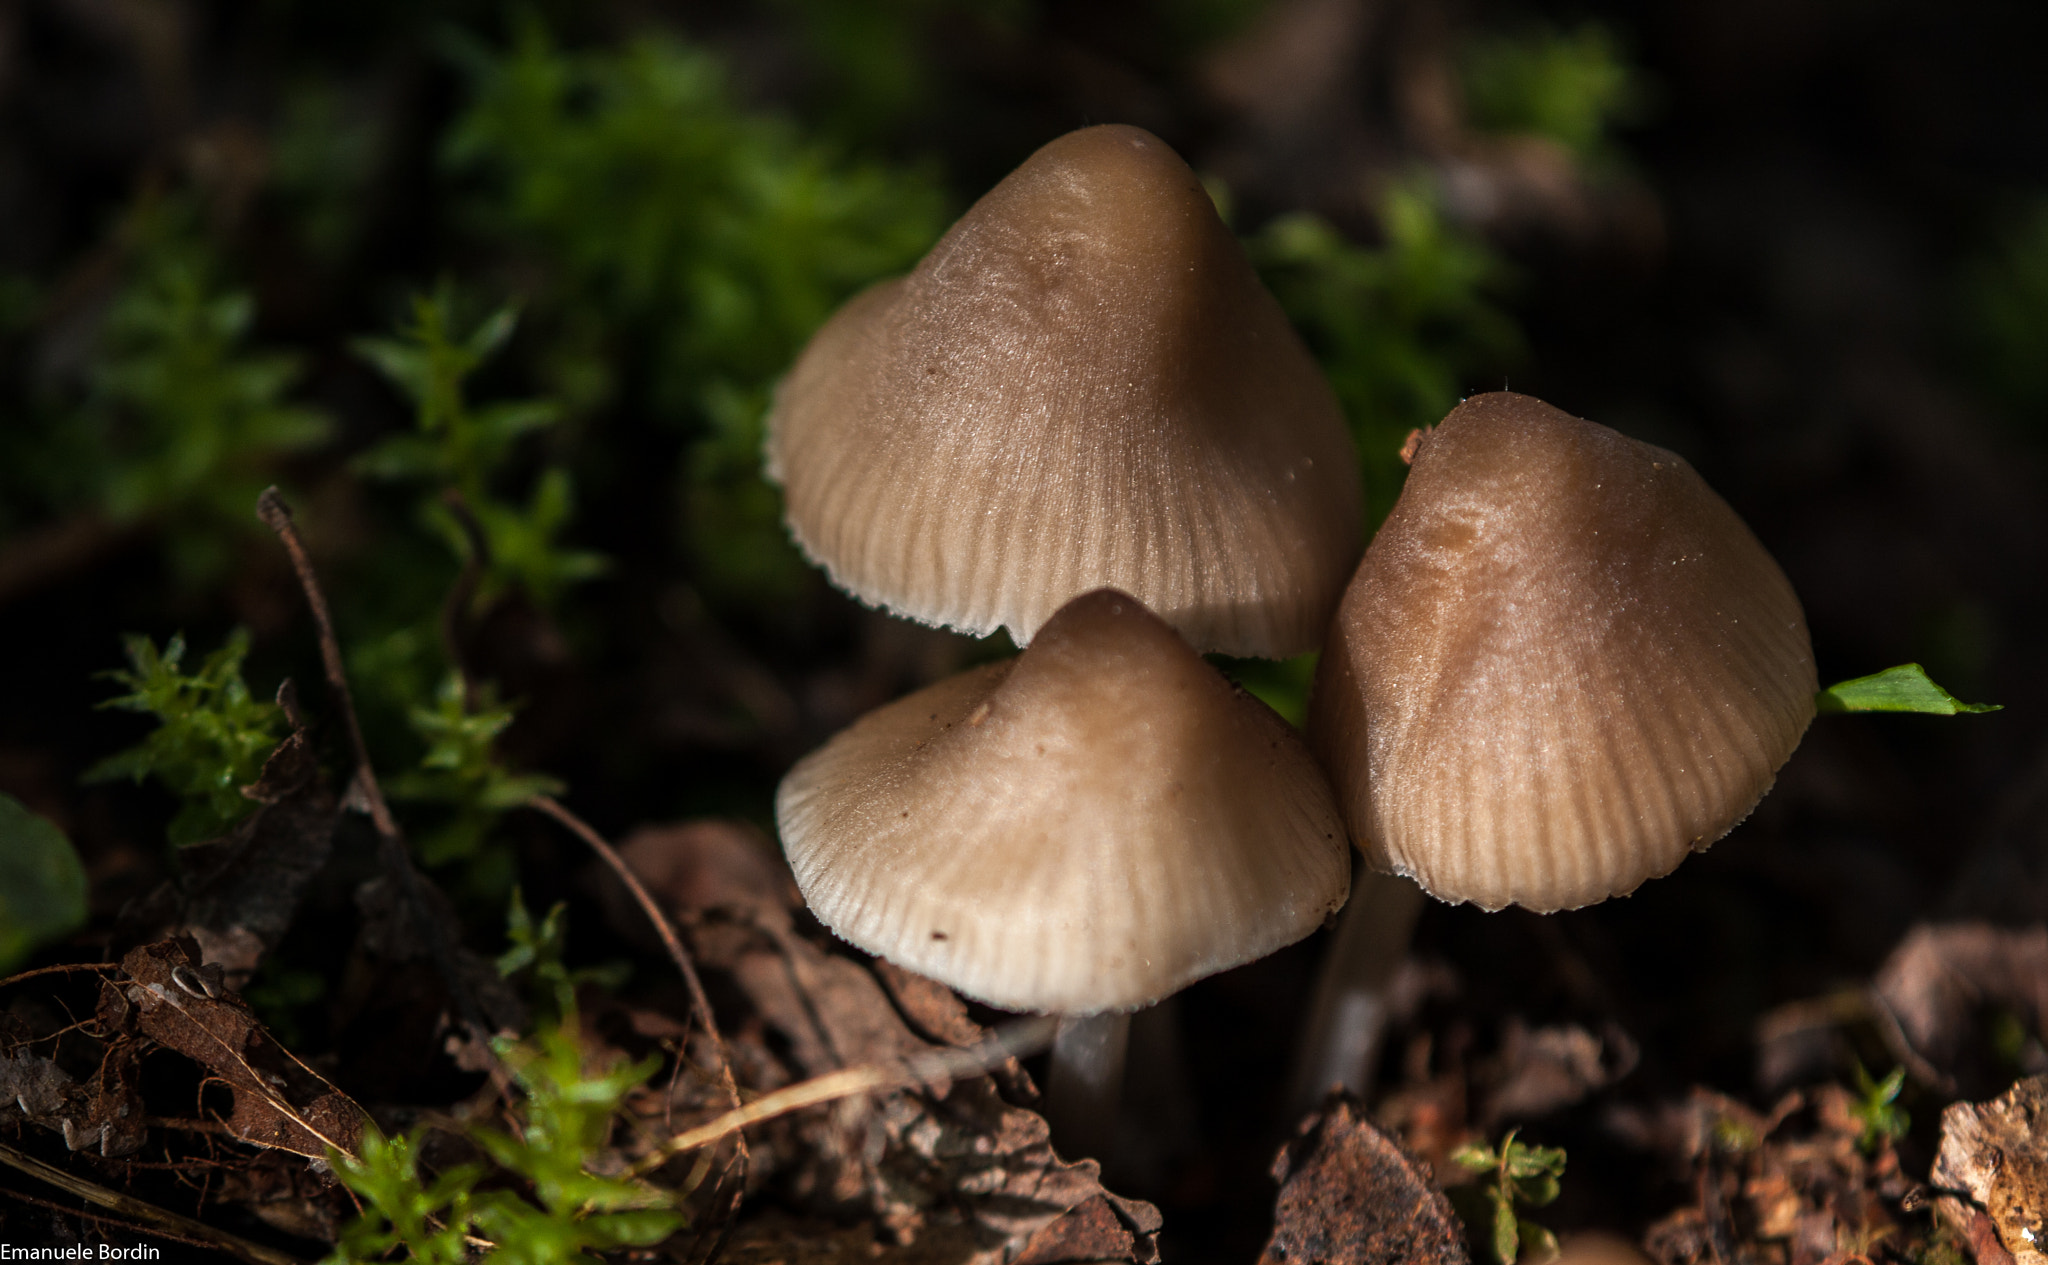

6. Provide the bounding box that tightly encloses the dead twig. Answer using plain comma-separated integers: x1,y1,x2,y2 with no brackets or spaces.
0,962,120,990
627,1014,1057,1179
0,1140,311,1265
524,792,752,1235
255,487,495,1048
255,487,397,841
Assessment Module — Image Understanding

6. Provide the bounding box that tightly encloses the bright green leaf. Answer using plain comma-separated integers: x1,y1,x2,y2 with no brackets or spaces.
0,795,88,973
1491,1188,1520,1265
1816,663,2001,715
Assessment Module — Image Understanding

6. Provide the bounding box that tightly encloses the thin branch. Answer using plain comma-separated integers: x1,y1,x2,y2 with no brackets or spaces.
255,487,398,842
256,486,495,1048
524,792,751,1257
627,1015,1058,1180
526,796,736,1103
0,1141,310,1265
0,962,120,990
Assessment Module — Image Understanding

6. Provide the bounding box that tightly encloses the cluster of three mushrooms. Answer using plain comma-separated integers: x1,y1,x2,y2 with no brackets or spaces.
765,126,1366,1144
764,121,1820,1149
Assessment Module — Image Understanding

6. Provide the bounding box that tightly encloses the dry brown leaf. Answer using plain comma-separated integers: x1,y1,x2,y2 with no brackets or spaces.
115,693,339,990
0,1035,147,1158
103,938,364,1161
1259,1093,1469,1265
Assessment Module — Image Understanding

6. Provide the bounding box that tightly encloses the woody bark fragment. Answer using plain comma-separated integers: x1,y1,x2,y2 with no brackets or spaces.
1259,1093,1470,1265
1932,1073,2048,1265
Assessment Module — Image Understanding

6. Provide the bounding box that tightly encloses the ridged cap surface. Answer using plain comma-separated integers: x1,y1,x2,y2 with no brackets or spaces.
765,124,1361,658
1310,393,1816,913
778,589,1351,1013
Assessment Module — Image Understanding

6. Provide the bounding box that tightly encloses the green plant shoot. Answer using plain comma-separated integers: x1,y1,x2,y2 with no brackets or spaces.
498,889,629,1025
1816,664,2002,715
387,673,564,869
1459,23,1647,164
1849,1063,1909,1153
326,1128,479,1265
356,292,606,609
330,1013,683,1264
85,630,287,846
1452,1130,1567,1265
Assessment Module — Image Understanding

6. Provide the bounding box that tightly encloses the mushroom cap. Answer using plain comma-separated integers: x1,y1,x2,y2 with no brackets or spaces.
1310,393,1817,913
764,124,1361,658
777,589,1351,1013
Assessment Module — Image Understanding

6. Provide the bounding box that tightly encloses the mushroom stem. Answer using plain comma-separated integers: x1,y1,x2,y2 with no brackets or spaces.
1286,868,1426,1117
1046,1010,1133,1161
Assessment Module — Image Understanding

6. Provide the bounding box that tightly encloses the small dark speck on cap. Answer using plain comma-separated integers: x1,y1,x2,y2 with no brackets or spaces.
931,930,948,941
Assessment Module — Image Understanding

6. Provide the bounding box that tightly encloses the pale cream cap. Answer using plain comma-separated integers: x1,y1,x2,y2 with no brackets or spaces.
778,589,1351,1013
1311,393,1817,913
765,124,1361,658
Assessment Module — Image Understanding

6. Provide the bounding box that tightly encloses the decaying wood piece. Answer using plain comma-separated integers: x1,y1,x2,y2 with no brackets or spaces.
1259,1092,1469,1265
1932,1074,2048,1265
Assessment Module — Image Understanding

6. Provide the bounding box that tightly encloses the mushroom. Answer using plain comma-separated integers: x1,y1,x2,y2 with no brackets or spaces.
778,588,1351,1153
764,124,1361,658
1290,391,1815,1106
1312,391,1815,913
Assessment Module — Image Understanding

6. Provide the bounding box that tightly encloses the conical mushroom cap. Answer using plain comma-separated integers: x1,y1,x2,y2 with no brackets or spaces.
765,124,1361,658
1310,393,1816,913
777,589,1351,1013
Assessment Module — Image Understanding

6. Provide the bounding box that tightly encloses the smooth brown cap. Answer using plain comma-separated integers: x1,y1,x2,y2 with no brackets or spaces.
777,589,1351,1013
765,124,1361,658
1310,393,1816,913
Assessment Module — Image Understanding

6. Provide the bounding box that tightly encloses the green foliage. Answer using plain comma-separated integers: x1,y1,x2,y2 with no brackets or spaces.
269,82,385,264
1451,1131,1566,1265
85,631,286,846
0,794,88,973
329,1015,682,1264
80,209,329,580
387,673,564,870
469,1024,683,1259
1250,184,1521,521
1912,1224,1972,1265
1460,23,1646,163
498,889,629,1025
445,25,946,599
1816,663,2001,715
356,292,607,609
770,0,1027,141
1216,652,1318,729
328,1127,480,1265
1960,198,2048,424
1848,1064,1909,1153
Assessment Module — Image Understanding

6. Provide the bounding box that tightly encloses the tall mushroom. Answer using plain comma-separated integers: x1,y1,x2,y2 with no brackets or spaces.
764,124,1361,658
778,589,1351,1153
1292,391,1816,1104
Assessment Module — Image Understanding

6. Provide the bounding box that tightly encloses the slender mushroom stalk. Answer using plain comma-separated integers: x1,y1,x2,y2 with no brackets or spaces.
1047,1012,1133,1162
1285,868,1424,1112
765,124,1361,658
1291,392,1817,1106
776,590,1350,1156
